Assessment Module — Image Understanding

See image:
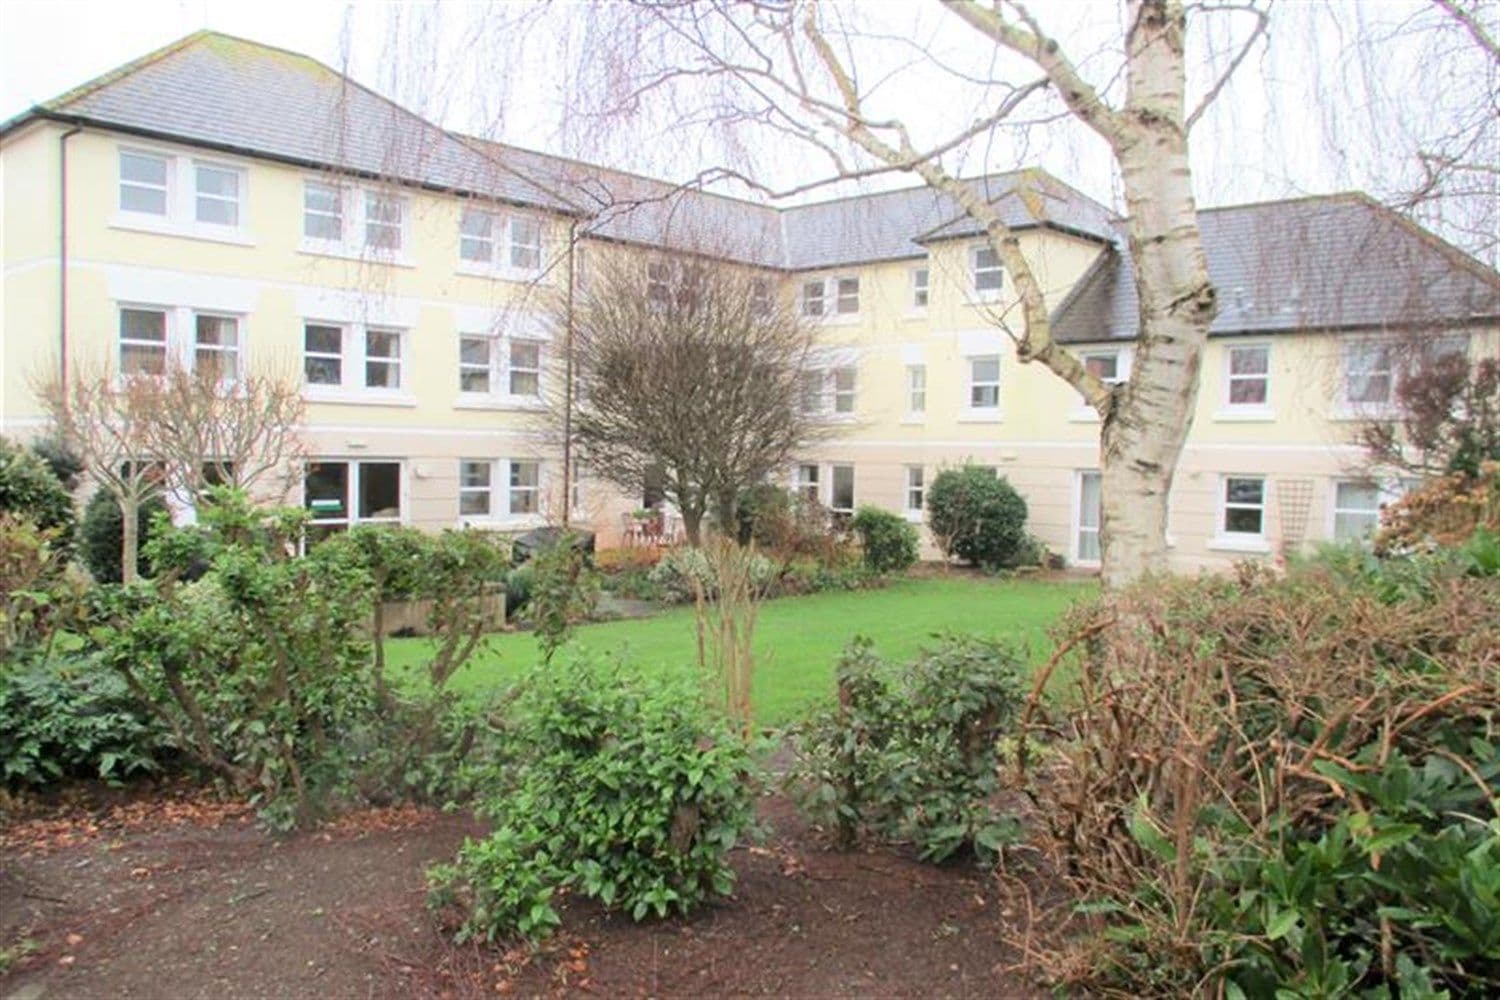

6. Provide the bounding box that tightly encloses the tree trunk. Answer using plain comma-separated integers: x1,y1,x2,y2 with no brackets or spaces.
1096,0,1217,588
121,495,140,583
681,506,704,546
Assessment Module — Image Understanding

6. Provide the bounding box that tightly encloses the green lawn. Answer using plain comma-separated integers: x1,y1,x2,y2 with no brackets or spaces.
388,574,1096,726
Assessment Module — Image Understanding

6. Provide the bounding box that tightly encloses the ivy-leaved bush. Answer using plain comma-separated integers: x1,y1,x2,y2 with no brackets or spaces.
788,633,1025,863
849,505,919,574
429,657,759,944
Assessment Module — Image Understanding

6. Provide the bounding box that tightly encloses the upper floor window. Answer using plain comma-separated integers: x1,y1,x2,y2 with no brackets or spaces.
459,335,492,393
906,364,927,415
835,277,860,315
509,340,542,397
456,329,546,402
301,321,405,393
1226,343,1270,407
119,306,240,380
971,245,1003,296
459,208,544,273
459,209,495,262
911,267,929,310
118,149,245,234
799,366,857,415
648,262,673,308
969,355,1001,409
120,308,168,375
194,164,240,227
1083,348,1127,385
1343,342,1394,406
750,279,772,317
510,217,542,270
365,195,403,252
303,183,343,241
800,280,826,317
119,152,168,215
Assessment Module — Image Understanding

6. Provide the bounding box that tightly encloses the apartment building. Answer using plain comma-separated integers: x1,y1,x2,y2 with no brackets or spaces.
3,32,1498,571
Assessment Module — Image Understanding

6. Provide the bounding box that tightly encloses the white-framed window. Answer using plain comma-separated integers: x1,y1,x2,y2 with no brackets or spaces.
835,277,860,315
119,305,243,379
1342,341,1395,406
1219,476,1267,539
459,208,495,263
1332,480,1382,542
303,323,344,386
364,328,403,389
971,244,1003,296
194,163,241,227
458,335,493,393
968,355,1001,409
119,151,169,215
509,460,541,514
303,181,343,242
910,266,929,310
795,463,820,503
300,321,406,394
830,465,855,515
457,459,542,521
750,279,772,317
905,465,925,516
1225,343,1271,407
800,367,857,415
509,217,542,270
1083,349,1127,385
193,314,240,382
364,194,403,251
648,261,673,309
509,340,542,397
800,280,826,317
906,364,927,415
459,460,493,517
303,460,402,543
116,147,247,236
570,459,586,513
1075,470,1102,565
119,307,169,375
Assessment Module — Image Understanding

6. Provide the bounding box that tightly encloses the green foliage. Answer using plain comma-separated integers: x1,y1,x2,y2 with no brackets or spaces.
80,492,500,827
504,564,534,618
78,489,170,583
522,532,600,662
26,434,84,491
430,658,758,944
0,436,75,541
925,466,1028,569
0,654,170,788
788,633,1025,863
849,506,919,574
1033,548,1500,997
650,545,777,603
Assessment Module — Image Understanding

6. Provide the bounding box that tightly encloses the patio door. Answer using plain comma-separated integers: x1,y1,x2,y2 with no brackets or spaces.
1076,471,1101,565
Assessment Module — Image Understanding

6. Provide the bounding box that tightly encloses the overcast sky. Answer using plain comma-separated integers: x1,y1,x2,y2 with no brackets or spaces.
3,0,1494,257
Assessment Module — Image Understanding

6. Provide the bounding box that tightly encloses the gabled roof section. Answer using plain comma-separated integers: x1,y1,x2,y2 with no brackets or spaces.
10,31,574,212
1051,194,1500,343
457,136,787,268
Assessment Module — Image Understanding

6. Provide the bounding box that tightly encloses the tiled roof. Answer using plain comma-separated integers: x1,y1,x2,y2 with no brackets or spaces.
23,32,574,212
1051,196,1500,341
7,31,1496,333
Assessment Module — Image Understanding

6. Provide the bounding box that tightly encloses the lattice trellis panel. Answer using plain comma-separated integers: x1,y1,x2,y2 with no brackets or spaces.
1277,478,1315,559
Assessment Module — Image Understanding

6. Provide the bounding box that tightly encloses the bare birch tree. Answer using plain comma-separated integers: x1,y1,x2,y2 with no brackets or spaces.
39,364,163,583
503,0,1259,585
556,253,827,545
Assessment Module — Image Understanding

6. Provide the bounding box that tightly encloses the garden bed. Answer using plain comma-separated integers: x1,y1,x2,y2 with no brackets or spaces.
1,790,1044,998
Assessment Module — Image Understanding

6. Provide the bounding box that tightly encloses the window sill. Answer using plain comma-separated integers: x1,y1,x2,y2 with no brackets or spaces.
458,514,547,532
453,395,545,412
297,241,416,269
303,388,418,407
903,309,929,321
1213,406,1276,423
958,409,1004,424
1068,407,1100,423
903,510,924,524
1331,404,1398,423
1208,535,1271,554
900,415,926,426
455,261,548,284
816,314,861,327
110,214,256,247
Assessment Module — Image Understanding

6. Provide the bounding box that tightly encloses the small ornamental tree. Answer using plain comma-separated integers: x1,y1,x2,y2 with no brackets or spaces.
1361,352,1500,479
926,467,1028,569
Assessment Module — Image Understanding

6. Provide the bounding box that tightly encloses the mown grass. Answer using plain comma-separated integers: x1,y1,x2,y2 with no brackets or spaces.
387,574,1096,726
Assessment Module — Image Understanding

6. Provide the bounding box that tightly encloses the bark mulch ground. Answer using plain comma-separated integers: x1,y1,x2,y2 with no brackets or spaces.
1,789,1047,998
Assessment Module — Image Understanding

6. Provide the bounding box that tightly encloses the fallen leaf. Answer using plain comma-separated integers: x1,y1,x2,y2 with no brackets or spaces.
65,933,84,946
58,955,76,966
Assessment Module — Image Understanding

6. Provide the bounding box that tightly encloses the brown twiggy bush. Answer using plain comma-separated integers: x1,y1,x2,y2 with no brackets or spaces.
1013,559,1500,996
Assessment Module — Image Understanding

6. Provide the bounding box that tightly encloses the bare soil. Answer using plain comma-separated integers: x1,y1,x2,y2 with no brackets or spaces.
1,791,1045,998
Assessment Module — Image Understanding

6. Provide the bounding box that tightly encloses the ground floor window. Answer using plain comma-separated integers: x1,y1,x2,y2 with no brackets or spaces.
905,465,925,515
1076,470,1102,563
830,465,855,515
458,459,542,520
795,463,820,503
1220,476,1266,538
304,460,401,542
